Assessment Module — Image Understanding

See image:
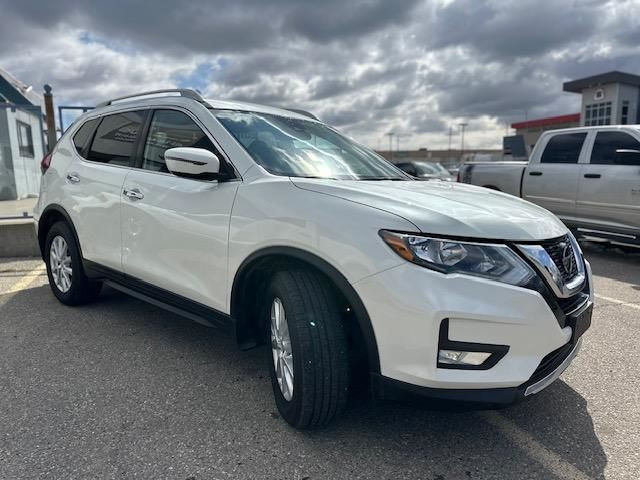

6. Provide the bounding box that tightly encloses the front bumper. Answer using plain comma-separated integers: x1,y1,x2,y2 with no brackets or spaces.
353,259,593,399
371,337,583,405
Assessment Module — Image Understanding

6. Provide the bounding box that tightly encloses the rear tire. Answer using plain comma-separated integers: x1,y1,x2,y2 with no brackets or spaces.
265,269,349,429
44,221,102,305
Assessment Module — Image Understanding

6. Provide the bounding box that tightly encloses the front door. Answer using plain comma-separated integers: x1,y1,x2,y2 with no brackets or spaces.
121,108,239,311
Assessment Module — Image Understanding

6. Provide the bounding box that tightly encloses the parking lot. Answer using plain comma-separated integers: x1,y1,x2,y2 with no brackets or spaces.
0,243,638,480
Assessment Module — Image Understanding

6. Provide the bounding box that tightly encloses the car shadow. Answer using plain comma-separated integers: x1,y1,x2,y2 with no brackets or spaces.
580,240,640,286
2,284,607,479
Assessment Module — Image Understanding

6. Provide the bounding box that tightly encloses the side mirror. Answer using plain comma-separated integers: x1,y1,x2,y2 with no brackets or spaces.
164,147,220,180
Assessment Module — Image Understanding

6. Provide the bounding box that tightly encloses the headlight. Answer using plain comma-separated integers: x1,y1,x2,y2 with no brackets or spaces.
379,230,535,287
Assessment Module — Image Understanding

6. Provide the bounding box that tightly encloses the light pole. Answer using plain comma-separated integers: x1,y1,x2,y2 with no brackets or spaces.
458,122,468,162
385,132,394,161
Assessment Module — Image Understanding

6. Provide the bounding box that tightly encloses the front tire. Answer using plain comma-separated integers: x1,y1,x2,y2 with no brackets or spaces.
44,222,102,305
266,270,349,429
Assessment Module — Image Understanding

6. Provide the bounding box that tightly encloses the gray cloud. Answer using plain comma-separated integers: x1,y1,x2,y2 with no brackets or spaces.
425,0,601,59
0,0,638,150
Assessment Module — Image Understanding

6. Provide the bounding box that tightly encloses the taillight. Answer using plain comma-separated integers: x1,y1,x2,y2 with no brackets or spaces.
456,170,460,182
41,152,52,174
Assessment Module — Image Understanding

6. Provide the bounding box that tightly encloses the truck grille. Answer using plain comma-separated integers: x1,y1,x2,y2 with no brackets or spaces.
539,235,579,282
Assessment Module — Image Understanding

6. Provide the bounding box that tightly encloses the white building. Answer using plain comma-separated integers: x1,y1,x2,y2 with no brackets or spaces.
563,71,640,127
0,68,45,200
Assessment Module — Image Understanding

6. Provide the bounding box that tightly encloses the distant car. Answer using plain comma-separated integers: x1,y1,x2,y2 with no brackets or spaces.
458,126,640,248
396,161,454,181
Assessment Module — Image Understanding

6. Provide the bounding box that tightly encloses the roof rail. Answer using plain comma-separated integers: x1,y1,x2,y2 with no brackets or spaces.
284,108,319,121
96,89,207,108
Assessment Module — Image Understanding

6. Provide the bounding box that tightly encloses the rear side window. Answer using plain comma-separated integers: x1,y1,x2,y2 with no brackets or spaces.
72,119,98,156
591,131,640,166
540,133,587,164
141,109,232,177
87,111,145,166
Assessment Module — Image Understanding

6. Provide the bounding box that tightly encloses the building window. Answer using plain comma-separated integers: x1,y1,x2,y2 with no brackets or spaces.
621,100,629,125
17,121,34,157
584,102,612,126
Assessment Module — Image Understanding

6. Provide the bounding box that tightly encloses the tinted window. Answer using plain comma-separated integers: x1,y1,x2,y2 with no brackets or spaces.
541,133,587,164
87,111,144,165
142,110,221,173
396,163,416,176
72,118,98,156
591,131,640,166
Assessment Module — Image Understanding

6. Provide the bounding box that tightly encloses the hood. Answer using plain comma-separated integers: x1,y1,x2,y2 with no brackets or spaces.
291,178,568,241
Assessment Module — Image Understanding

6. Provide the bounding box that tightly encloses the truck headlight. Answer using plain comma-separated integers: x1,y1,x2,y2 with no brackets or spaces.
379,230,535,287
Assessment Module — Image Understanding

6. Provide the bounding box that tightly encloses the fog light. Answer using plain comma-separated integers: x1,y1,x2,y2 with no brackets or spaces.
438,350,492,366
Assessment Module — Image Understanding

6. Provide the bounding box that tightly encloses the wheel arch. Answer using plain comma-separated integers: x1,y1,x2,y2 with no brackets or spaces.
230,246,381,374
37,204,83,259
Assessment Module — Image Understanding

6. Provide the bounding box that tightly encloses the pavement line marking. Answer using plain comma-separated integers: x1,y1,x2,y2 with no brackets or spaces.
480,411,592,480
3,264,46,296
595,293,640,310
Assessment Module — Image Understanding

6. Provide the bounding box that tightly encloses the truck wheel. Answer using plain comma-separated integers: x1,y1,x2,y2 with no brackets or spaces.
266,269,349,429
44,221,102,305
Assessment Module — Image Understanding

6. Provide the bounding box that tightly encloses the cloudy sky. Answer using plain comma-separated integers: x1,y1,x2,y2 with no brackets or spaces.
1,0,638,150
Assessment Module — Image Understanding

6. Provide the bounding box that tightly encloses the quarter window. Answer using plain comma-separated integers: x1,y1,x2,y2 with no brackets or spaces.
591,131,640,166
87,111,145,165
142,110,227,175
72,119,98,156
540,133,587,164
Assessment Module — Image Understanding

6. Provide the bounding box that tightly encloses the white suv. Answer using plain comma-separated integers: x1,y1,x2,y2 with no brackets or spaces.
34,89,594,428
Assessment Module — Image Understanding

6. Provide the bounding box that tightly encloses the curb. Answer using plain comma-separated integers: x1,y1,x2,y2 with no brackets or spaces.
0,219,40,257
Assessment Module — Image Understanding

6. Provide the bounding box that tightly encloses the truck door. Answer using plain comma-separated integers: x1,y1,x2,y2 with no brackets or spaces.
522,132,588,222
575,130,640,237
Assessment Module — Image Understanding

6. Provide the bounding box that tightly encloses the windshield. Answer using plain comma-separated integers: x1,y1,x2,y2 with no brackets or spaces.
213,110,407,180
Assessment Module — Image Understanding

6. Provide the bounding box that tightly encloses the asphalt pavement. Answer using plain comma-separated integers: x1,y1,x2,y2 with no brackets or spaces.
0,243,638,479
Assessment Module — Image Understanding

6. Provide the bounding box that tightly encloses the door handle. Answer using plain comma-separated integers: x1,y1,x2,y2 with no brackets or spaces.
66,173,80,183
528,171,543,176
584,173,601,179
123,188,144,200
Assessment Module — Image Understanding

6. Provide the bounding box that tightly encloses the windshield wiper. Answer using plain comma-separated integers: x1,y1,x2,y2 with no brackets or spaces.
359,177,407,181
291,175,340,180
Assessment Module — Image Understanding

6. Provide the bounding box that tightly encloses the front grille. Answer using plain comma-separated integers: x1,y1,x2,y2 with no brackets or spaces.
554,273,590,327
540,235,578,282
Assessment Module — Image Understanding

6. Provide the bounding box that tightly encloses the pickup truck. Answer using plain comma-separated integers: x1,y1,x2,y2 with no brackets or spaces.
459,126,640,248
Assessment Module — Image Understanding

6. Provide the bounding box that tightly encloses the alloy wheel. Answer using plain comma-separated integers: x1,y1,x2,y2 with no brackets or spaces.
50,235,72,293
270,297,294,401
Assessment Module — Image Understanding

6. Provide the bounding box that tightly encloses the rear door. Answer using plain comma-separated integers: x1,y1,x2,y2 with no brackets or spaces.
67,110,145,271
576,130,640,235
522,131,588,221
121,108,239,311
